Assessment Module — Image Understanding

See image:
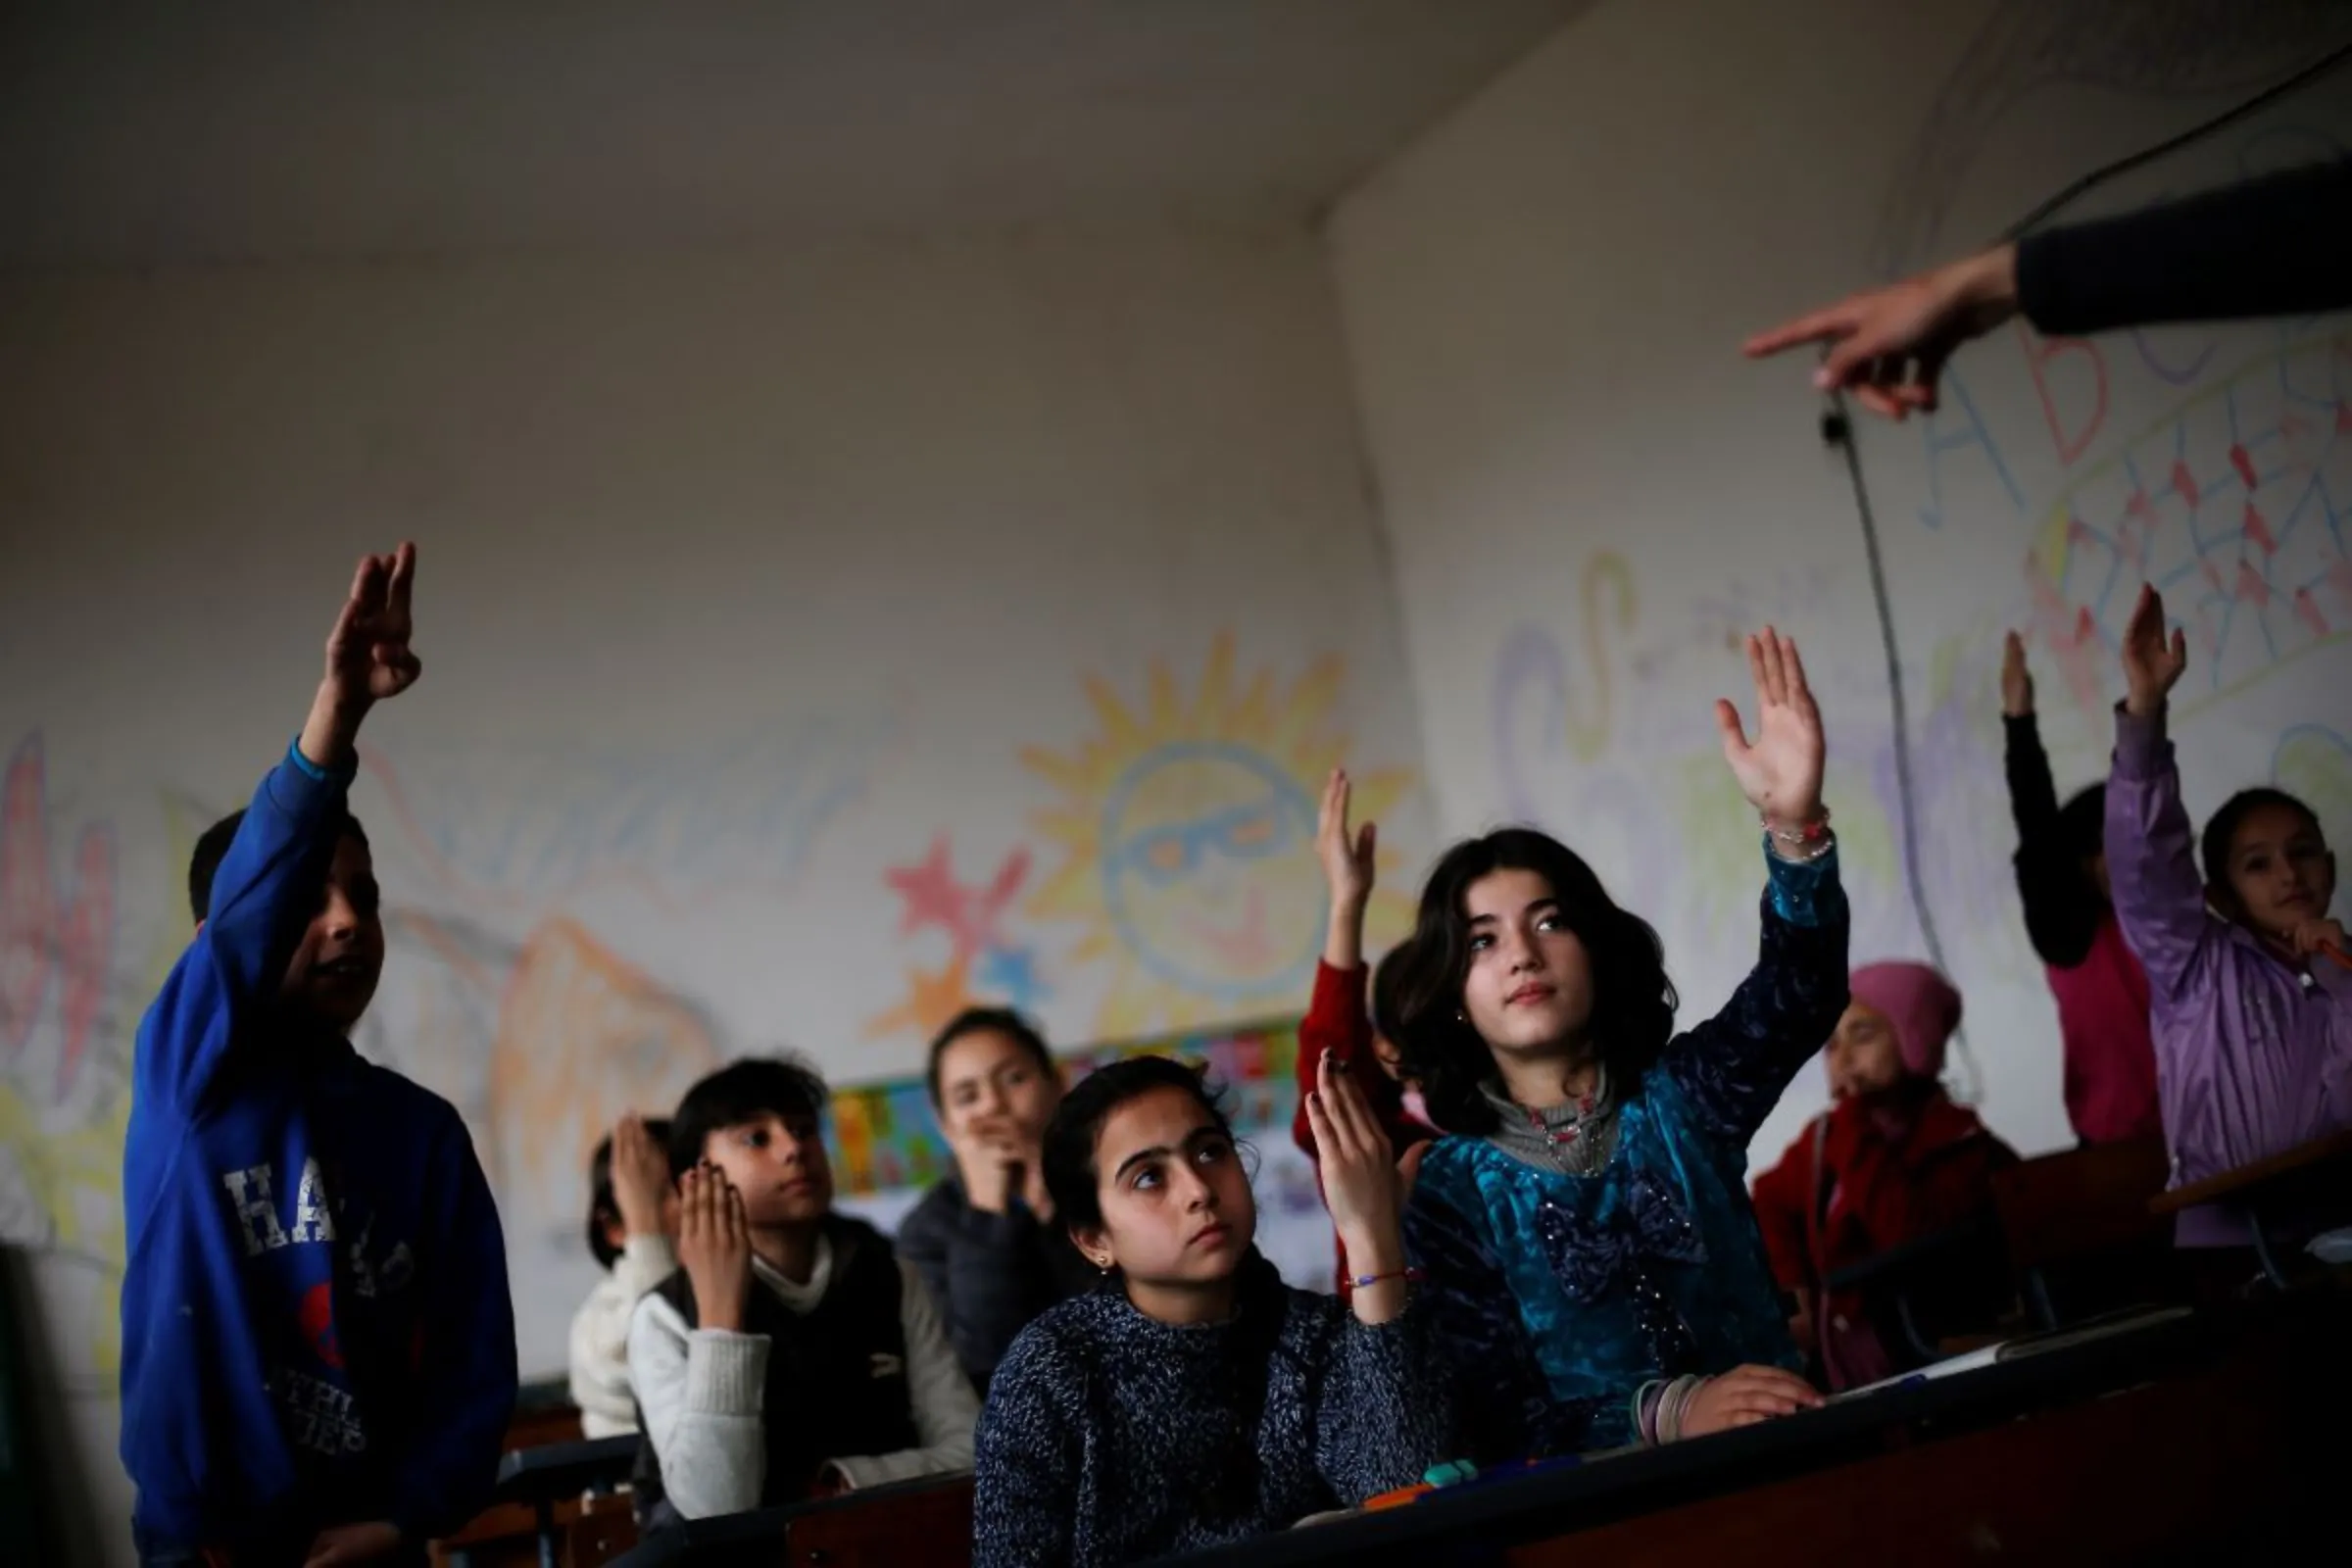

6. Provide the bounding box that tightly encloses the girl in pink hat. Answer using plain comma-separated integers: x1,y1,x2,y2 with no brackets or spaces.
1751,961,2018,1390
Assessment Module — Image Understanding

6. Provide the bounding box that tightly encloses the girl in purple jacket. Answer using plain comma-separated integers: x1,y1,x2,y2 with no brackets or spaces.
2105,584,2350,1250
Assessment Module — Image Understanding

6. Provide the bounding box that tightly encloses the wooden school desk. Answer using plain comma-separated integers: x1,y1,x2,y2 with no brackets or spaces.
485,1434,640,1568
611,1472,974,1568
2150,1128,2352,1287
1155,1293,2344,1568
430,1394,618,1567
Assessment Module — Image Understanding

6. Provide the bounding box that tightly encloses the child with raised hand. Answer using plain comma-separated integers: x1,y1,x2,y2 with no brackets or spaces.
1751,962,2018,1390
624,1058,977,1524
569,1114,679,1439
1290,771,1432,1277
2104,584,2350,1248
121,544,517,1568
972,1053,1449,1568
1999,631,2159,1144
1395,628,1842,1457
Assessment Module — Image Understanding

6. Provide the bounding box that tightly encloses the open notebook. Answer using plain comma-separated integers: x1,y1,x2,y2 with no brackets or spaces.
1827,1304,2195,1401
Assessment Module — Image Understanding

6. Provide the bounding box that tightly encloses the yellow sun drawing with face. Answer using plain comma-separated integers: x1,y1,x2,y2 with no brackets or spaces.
1023,635,1415,1036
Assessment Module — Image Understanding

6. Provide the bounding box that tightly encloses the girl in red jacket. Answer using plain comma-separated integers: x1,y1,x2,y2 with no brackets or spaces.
1291,770,1433,1283
1751,961,2017,1390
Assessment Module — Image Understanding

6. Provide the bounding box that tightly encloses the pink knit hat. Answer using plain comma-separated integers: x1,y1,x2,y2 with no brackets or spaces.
1846,961,1962,1079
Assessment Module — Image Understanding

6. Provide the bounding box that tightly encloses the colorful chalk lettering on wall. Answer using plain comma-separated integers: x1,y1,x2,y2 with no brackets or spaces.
1486,561,2017,973
1022,635,1414,1036
2028,328,2352,718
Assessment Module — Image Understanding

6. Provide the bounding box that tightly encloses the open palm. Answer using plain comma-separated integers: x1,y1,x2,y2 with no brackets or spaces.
2120,583,2186,716
1315,769,1377,907
1714,628,1825,826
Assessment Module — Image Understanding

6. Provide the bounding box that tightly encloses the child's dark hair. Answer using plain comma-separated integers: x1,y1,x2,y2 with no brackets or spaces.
1369,946,1410,1042
924,1006,1056,1108
188,808,369,926
2199,788,2323,888
584,1119,673,1268
1042,1054,1276,1525
1042,1055,1234,1238
1389,827,1677,1135
669,1055,830,1171
2057,785,2106,868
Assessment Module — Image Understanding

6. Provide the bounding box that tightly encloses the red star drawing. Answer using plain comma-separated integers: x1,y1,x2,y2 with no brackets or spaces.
883,835,1031,958
885,836,964,940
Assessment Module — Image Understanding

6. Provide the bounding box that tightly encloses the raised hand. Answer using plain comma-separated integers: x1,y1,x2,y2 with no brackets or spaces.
1678,1364,1824,1440
610,1114,674,1240
299,543,421,770
676,1164,752,1333
2000,631,2035,718
2120,584,2187,717
1714,628,1826,833
1315,769,1379,970
324,543,422,708
1742,246,2019,421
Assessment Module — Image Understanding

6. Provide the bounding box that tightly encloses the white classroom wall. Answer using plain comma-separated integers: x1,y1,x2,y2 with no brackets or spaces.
1329,0,2352,1176
11,2,2352,1557
0,224,1435,1561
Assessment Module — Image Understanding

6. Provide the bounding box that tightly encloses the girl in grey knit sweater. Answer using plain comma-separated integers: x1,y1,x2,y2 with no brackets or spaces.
972,1054,1451,1568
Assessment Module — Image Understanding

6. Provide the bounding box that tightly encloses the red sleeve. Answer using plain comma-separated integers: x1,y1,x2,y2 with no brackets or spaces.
1292,958,1418,1160
1749,1136,1816,1293
1294,960,1372,1157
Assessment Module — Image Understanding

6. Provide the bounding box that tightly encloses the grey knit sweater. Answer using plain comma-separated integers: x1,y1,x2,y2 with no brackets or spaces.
972,1260,1451,1568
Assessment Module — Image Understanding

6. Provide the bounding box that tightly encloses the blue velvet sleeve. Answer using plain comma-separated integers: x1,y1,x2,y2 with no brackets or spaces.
1656,845,1851,1149
1403,1174,1599,1461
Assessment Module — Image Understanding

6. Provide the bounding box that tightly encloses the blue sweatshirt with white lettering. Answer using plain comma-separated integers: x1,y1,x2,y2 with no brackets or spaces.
121,744,517,1553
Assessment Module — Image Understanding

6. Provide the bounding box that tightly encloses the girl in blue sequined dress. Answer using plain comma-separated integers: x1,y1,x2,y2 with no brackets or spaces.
1394,628,1847,1455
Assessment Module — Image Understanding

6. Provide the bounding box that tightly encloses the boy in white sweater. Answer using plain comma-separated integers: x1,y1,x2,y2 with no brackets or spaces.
568,1114,677,1439
624,1057,976,1523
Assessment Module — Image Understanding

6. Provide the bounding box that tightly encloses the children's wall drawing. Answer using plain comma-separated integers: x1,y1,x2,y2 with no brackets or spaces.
862,835,1048,1043
0,733,164,1393
2025,328,2352,719
1023,634,1415,1037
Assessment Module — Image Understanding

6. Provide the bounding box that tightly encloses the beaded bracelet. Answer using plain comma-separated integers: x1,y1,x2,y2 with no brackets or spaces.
1347,1265,1427,1291
1761,806,1832,844
1768,829,1838,864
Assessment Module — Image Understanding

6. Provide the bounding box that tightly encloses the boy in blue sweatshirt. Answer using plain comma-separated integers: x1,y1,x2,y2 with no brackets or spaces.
121,543,517,1568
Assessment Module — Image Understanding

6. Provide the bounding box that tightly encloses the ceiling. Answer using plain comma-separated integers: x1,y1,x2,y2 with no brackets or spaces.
0,1,1590,269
